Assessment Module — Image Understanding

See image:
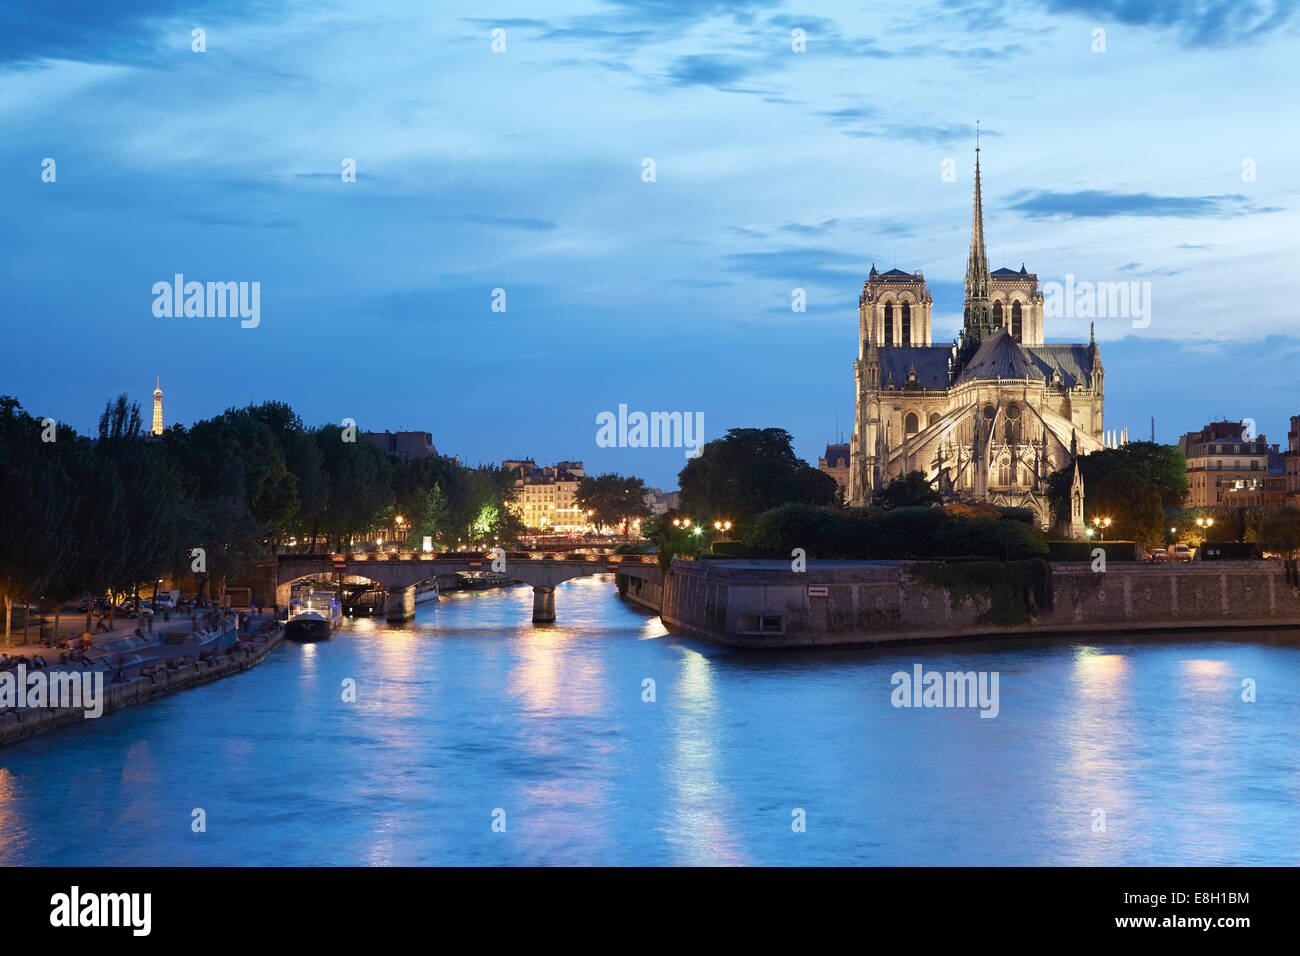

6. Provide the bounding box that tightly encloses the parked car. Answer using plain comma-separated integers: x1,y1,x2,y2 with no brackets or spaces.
1170,544,1194,562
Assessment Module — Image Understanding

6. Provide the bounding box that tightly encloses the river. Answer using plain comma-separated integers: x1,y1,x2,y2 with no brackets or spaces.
1,576,1297,865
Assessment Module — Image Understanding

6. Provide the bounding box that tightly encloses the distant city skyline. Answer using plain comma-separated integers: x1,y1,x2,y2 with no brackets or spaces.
4,1,1298,487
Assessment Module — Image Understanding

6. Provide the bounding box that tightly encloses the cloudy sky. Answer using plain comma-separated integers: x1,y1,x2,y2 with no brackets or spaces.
3,0,1298,487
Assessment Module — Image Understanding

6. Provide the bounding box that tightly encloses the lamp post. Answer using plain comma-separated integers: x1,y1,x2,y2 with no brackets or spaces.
1092,516,1112,541
1196,516,1214,547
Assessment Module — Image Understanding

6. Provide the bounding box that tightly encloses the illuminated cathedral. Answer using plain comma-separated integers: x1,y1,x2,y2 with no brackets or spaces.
848,149,1111,527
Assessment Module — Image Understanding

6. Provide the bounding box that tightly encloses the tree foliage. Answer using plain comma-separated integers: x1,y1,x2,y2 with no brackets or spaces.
678,427,837,525
575,473,651,532
1046,442,1187,537
878,471,943,510
743,503,1048,561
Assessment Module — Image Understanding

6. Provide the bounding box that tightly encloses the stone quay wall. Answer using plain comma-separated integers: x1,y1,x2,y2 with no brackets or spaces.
655,560,1300,649
0,626,284,746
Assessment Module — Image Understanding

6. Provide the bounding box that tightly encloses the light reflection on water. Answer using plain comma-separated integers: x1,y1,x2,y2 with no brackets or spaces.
0,578,1297,866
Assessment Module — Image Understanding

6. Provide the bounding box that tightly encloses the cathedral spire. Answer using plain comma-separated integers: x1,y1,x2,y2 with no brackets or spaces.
956,125,995,369
964,127,992,329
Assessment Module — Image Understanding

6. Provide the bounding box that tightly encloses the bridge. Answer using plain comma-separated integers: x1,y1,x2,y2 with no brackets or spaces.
265,551,659,623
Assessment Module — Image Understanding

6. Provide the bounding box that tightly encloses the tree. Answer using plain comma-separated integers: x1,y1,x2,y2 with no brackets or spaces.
678,427,837,525
314,426,393,550
0,398,80,646
1259,506,1300,558
1048,441,1188,526
575,473,651,533
878,471,942,510
247,401,327,549
1089,468,1164,546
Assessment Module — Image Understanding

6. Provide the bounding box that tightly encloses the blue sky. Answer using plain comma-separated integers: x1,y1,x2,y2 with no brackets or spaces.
3,0,1298,488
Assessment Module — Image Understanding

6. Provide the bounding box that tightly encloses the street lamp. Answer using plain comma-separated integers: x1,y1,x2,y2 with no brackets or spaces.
1092,516,1112,540
713,520,732,532
673,517,692,529
1196,516,1214,544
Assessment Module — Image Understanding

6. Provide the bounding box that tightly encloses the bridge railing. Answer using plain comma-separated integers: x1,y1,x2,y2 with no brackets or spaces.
276,552,657,565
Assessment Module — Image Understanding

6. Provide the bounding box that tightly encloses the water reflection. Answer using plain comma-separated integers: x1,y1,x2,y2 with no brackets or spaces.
0,585,1295,866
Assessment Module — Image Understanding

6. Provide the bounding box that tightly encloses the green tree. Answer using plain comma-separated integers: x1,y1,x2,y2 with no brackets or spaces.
678,427,837,525
1258,506,1300,558
575,473,651,533
0,398,80,645
314,426,393,550
1089,468,1164,546
878,471,942,510
1048,442,1188,526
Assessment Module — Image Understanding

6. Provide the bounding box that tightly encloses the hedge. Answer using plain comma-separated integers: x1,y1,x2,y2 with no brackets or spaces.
1045,540,1138,562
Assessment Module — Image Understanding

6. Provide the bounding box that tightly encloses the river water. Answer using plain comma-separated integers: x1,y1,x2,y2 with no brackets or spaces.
1,576,1297,865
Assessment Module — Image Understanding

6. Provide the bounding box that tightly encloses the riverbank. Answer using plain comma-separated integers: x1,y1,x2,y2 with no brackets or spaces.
651,559,1300,648
0,623,284,746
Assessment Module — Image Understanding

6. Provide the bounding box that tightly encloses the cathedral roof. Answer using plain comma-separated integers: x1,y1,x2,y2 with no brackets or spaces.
875,346,951,389
1023,344,1097,389
955,330,1043,383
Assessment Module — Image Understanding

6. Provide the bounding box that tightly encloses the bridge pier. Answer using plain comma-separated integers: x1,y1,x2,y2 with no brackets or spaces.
532,586,556,624
386,585,416,623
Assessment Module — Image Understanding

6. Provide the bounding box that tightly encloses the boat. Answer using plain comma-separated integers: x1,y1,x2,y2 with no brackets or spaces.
455,571,509,591
414,579,440,605
285,592,342,640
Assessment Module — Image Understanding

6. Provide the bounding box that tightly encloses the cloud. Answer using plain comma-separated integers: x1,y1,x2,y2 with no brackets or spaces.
443,214,559,231
0,0,282,69
1031,0,1299,48
663,54,766,90
780,218,913,238
1006,189,1283,219
723,248,865,285
821,111,997,146
294,172,378,182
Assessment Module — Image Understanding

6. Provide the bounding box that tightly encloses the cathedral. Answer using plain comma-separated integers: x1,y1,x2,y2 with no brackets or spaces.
848,150,1108,528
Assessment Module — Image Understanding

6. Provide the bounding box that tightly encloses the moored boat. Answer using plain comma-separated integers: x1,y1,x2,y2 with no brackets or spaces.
285,592,342,640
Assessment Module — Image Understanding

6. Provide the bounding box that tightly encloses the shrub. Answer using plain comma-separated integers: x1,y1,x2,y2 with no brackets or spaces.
1046,540,1139,562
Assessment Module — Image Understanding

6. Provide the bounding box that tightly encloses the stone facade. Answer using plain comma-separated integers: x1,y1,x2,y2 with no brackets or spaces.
848,151,1106,528
655,559,1300,648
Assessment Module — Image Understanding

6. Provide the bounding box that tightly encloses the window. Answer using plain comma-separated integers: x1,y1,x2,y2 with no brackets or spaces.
738,614,784,635
905,412,920,436
1004,403,1021,444
901,302,911,345
1012,301,1023,342
929,411,941,426
884,302,894,345
993,301,1003,329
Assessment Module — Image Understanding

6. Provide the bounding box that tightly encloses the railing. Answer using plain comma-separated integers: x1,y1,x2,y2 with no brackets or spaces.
277,552,656,564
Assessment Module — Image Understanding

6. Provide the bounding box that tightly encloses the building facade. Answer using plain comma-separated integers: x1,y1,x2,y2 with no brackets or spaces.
848,151,1107,527
1284,415,1300,505
818,443,850,500
1177,421,1274,508
503,459,588,531
363,430,443,463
